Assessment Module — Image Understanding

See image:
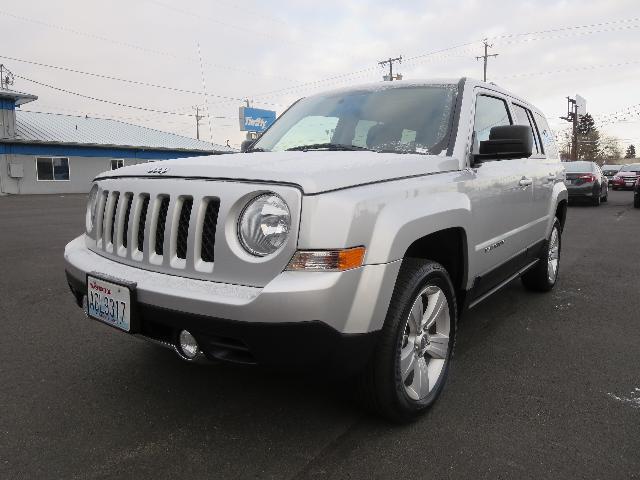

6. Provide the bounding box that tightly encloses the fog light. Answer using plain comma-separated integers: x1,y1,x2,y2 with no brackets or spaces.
178,330,199,359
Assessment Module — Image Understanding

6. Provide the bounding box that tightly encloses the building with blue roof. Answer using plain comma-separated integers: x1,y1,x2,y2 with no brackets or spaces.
0,88,228,194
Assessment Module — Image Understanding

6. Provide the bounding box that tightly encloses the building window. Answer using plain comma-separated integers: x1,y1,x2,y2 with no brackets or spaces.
111,159,124,170
36,157,70,181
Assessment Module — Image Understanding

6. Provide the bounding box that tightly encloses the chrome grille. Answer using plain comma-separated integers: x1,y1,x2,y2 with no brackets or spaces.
94,188,221,273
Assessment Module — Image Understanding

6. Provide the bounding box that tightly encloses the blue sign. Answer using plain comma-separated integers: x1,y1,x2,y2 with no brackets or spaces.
239,106,276,132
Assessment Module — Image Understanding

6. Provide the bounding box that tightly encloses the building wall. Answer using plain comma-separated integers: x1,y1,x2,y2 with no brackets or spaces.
0,153,149,194
0,144,211,194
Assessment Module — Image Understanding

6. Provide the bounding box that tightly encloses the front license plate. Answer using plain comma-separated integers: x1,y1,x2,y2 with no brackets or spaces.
87,275,132,332
626,182,634,187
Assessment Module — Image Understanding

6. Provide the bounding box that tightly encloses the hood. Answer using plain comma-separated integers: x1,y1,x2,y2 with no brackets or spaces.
98,151,460,194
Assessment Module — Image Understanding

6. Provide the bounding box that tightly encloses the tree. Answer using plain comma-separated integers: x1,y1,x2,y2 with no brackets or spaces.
600,136,622,162
625,144,636,159
576,113,600,160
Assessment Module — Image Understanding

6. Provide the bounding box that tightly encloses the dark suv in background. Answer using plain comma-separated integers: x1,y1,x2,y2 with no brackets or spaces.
564,161,608,206
611,163,640,190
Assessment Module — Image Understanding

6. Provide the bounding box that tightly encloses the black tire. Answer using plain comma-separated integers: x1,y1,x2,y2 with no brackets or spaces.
357,259,457,422
522,218,561,292
592,192,601,206
634,194,640,208
613,186,618,191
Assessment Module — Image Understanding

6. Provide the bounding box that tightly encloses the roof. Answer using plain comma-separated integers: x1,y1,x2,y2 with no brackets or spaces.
0,88,37,106
9,110,228,152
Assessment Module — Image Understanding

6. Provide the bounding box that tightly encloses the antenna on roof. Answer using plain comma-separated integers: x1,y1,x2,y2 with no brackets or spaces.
0,64,15,89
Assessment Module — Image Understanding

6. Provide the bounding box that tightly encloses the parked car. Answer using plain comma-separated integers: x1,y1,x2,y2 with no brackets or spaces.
611,163,640,190
64,78,567,421
634,177,640,208
564,161,608,205
601,164,621,183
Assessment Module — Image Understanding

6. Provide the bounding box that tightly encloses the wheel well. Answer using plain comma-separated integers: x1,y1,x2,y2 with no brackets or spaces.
404,227,467,298
555,200,567,231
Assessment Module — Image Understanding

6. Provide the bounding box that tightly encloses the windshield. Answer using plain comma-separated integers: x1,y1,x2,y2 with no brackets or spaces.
252,84,458,155
619,163,640,172
564,161,593,173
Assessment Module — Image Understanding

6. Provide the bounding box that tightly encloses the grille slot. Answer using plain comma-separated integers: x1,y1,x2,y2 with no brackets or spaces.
176,197,193,260
100,190,109,241
155,196,170,256
122,194,133,248
110,192,120,245
201,199,220,263
137,195,150,252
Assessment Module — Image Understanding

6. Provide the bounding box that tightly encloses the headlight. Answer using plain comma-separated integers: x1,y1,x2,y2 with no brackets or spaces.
238,193,290,256
85,184,99,233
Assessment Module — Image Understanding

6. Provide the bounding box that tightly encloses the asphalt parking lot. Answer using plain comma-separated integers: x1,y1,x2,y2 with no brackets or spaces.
1,191,639,479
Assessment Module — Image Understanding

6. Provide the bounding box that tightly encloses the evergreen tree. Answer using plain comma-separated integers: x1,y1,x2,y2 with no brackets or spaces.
625,144,636,159
576,113,600,160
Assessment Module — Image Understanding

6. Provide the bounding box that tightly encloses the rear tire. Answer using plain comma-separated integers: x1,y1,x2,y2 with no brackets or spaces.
522,218,561,292
634,195,640,208
357,259,457,422
592,193,601,206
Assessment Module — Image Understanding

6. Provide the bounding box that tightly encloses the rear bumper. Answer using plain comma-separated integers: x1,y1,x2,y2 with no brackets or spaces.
566,183,597,197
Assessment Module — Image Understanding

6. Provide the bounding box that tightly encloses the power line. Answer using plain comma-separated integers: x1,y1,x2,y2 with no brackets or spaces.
496,59,640,79
0,54,285,107
0,9,295,83
15,73,234,120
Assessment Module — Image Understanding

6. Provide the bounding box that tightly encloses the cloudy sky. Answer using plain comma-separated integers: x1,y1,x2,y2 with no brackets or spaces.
2,0,639,150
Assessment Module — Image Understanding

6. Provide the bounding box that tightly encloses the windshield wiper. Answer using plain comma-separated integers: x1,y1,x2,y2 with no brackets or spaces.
245,147,266,153
286,143,370,152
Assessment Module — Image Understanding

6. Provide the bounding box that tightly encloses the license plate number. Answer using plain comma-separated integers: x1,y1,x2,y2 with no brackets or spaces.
87,275,131,332
626,182,634,186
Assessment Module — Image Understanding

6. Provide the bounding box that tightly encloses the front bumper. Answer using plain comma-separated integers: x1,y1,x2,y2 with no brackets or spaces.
64,235,400,371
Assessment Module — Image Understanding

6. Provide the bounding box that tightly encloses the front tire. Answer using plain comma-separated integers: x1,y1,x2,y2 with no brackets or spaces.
522,218,561,292
357,259,457,422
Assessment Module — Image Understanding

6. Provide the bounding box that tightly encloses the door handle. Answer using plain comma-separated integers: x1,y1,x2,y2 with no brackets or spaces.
519,177,533,187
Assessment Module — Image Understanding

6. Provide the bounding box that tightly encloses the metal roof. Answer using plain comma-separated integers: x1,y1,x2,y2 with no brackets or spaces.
0,88,38,106
11,110,228,152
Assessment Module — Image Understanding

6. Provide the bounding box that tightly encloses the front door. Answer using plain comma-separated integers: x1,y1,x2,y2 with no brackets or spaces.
464,91,535,297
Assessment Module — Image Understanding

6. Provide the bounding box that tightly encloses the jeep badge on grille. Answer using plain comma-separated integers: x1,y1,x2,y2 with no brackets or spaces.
147,166,169,174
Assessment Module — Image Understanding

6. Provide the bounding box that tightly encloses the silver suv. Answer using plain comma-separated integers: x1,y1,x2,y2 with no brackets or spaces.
64,78,568,421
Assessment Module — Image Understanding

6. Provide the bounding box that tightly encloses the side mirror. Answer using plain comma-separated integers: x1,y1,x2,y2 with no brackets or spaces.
475,125,533,162
240,139,254,152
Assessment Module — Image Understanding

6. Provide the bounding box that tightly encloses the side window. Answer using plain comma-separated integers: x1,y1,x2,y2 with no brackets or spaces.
36,157,70,181
110,159,124,170
473,95,512,152
512,104,540,155
533,112,559,159
352,120,380,148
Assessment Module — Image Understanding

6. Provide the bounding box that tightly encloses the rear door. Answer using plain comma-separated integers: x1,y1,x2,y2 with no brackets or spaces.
511,102,553,244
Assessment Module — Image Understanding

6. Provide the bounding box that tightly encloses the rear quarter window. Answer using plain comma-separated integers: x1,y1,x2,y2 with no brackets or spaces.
533,112,559,159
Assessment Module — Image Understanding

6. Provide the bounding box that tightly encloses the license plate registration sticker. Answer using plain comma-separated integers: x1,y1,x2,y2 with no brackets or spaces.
87,275,131,332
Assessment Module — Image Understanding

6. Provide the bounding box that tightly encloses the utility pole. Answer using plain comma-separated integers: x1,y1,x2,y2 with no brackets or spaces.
475,40,498,82
193,106,204,140
560,96,584,161
379,56,403,81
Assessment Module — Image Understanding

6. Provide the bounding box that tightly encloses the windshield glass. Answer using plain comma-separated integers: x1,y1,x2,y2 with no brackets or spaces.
564,161,593,173
619,163,640,172
252,84,458,155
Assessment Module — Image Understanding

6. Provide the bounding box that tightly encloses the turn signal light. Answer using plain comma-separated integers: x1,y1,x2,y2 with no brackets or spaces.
286,247,366,272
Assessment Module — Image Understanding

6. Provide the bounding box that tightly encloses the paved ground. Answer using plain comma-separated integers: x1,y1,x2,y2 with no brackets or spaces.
1,191,639,480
